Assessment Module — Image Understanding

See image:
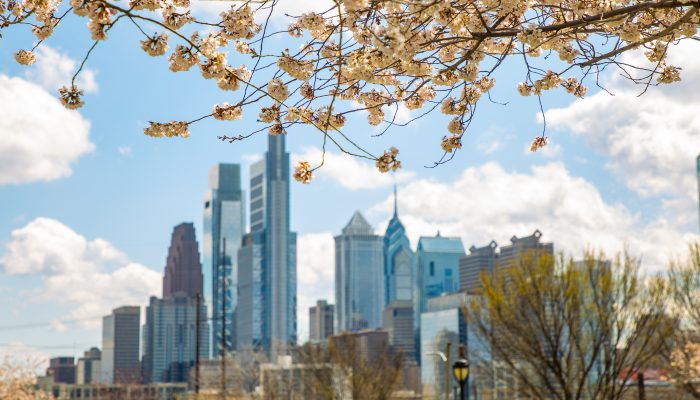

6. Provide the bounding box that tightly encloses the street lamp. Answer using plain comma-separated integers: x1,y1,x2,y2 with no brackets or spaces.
452,357,469,400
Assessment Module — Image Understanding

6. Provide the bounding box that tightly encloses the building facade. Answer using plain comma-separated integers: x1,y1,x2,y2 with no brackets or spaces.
47,357,76,384
309,299,334,343
237,135,297,356
76,348,101,385
163,223,203,299
335,211,384,332
383,300,415,361
497,230,554,275
102,306,141,383
383,186,415,307
203,163,246,357
142,294,209,383
459,241,498,293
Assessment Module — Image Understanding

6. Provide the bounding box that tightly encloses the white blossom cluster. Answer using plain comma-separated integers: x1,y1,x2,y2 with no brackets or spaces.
5,0,699,178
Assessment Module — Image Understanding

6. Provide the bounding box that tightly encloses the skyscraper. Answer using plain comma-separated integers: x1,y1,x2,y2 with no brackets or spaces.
203,164,245,357
415,233,464,363
163,223,203,298
76,348,101,385
384,185,415,307
102,306,141,383
46,357,76,384
142,294,209,383
497,229,553,274
237,135,297,356
459,241,498,293
309,299,334,343
335,211,384,332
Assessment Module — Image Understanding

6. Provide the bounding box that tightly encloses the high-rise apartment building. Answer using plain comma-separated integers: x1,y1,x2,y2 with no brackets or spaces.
237,135,297,356
203,163,246,357
142,294,209,383
76,348,101,384
384,186,415,307
335,211,384,332
102,306,141,383
459,241,498,293
309,300,334,343
163,223,204,298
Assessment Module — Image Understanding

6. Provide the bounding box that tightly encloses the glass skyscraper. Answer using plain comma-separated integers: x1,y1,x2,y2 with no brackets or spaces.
203,164,245,357
415,233,465,363
383,185,415,307
101,306,141,383
237,135,297,356
335,211,384,332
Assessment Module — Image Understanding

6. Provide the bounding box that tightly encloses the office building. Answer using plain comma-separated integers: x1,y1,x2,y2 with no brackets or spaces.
163,223,203,299
383,300,415,361
46,357,76,384
102,306,141,383
420,292,488,398
309,299,334,343
203,163,246,357
384,185,415,307
329,329,390,365
497,230,554,274
76,348,101,385
335,211,384,332
237,135,297,356
142,294,209,383
460,241,498,293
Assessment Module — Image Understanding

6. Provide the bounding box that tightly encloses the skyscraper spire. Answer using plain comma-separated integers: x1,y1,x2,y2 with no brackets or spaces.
393,182,398,217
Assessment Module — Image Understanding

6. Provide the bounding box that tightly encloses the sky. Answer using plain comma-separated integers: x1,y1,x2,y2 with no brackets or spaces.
0,0,699,367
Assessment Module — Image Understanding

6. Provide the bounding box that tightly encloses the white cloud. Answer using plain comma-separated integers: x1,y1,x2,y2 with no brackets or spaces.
296,232,334,343
0,218,161,329
478,140,502,155
293,147,415,190
242,153,263,164
545,41,700,220
370,162,698,273
24,46,98,93
118,146,132,156
0,75,94,185
0,342,50,371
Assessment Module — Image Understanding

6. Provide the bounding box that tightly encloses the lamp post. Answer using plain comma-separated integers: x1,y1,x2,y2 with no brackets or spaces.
452,356,469,400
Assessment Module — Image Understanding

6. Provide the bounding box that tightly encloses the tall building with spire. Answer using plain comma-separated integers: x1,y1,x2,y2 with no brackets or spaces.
237,135,297,356
163,223,203,298
383,185,416,307
203,164,246,357
335,211,384,332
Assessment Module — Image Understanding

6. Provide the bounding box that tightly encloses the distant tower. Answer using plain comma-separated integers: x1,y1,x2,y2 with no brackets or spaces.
163,223,203,298
335,211,384,332
203,164,246,357
102,306,141,383
309,300,334,343
384,184,416,307
237,135,297,356
459,241,498,293
415,233,465,364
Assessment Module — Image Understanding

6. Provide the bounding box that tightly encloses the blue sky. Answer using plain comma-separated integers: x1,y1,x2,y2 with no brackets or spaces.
0,1,698,365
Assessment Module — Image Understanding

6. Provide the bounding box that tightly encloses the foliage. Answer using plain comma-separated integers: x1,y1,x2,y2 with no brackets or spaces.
0,357,51,400
3,0,699,178
466,250,673,400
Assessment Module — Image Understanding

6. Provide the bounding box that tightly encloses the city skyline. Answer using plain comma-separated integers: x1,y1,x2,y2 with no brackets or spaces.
1,34,699,367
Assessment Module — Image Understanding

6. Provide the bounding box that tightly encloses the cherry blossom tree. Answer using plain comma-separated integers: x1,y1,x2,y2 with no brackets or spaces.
4,0,699,181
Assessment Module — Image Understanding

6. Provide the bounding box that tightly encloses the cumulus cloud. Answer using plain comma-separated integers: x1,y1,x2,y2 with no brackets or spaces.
292,147,415,190
545,41,700,221
0,218,161,329
24,46,98,93
296,232,334,343
370,162,698,273
0,75,94,185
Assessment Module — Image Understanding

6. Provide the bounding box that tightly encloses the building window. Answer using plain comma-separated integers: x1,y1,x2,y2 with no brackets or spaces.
429,261,435,277
204,201,210,209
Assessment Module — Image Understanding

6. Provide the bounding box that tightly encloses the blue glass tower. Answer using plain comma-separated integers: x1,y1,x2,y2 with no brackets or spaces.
237,135,297,357
384,185,416,307
203,164,246,358
335,211,384,332
415,232,465,363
